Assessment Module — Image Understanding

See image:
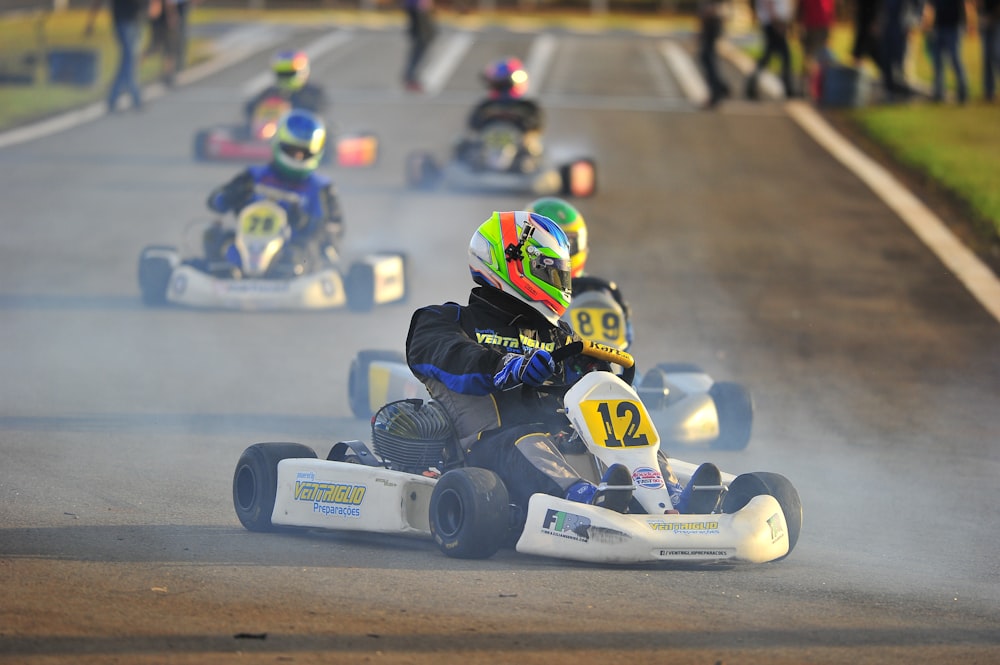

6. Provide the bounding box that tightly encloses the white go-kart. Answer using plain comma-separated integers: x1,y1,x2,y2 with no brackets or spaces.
233,340,800,565
137,185,406,312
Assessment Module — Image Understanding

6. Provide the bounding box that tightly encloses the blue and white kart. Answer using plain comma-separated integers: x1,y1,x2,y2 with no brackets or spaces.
234,340,800,565
348,289,754,450
138,188,406,312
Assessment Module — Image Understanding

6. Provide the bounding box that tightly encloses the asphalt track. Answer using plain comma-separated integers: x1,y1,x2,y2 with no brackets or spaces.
1,21,998,665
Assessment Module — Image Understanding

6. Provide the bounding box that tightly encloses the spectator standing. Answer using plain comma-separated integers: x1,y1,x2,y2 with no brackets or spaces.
928,0,970,102
85,0,146,112
796,0,837,100
698,0,731,108
747,0,795,98
981,0,1000,100
852,0,884,68
403,0,436,93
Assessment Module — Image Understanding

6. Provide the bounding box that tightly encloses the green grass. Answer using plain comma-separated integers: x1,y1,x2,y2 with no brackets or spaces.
0,9,211,127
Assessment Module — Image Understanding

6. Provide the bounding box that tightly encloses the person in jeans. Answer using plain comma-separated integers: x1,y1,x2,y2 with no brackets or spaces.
929,0,969,103
86,0,145,112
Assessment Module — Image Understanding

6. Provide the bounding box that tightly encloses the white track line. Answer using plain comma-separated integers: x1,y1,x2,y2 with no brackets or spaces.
524,33,557,94
786,99,1000,323
421,31,475,96
659,40,708,106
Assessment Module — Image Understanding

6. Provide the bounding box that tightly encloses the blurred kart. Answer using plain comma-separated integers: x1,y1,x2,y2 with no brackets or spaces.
193,95,379,168
234,340,800,564
137,186,406,312
346,289,753,450
405,119,596,198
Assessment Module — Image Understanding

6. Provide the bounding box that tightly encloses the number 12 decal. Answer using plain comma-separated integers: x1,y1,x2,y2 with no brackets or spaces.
585,399,656,448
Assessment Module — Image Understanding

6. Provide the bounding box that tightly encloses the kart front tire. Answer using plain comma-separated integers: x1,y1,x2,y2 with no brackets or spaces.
233,442,317,532
721,471,802,558
710,381,754,451
405,151,441,190
346,261,375,313
430,468,511,560
347,349,407,420
138,245,177,307
193,129,211,161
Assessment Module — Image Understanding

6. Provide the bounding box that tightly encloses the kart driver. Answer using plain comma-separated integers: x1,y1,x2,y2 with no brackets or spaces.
526,197,635,349
406,211,718,516
456,57,545,171
244,50,328,122
204,109,343,276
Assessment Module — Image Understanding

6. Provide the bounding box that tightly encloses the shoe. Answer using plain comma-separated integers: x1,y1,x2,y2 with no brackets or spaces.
591,463,634,514
677,462,722,514
404,80,424,93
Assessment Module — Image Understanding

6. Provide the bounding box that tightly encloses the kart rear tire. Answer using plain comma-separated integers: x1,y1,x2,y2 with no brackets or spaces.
430,467,511,560
405,151,441,190
709,381,754,451
138,245,176,307
233,442,317,532
721,471,801,558
348,349,407,420
193,129,211,161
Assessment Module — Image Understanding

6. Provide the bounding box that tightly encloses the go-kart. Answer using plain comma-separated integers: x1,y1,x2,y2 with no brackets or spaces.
193,95,379,168
137,185,406,312
347,289,753,450
233,340,801,564
405,119,596,198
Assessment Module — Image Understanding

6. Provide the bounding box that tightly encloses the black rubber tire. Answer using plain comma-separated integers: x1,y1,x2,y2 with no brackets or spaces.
559,158,597,197
405,151,440,190
137,245,176,307
430,468,511,559
193,129,210,161
345,261,375,313
232,442,317,532
347,349,407,420
709,381,754,450
721,471,802,558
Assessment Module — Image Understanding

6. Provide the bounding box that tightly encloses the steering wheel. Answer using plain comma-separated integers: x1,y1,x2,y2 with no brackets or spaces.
529,339,635,398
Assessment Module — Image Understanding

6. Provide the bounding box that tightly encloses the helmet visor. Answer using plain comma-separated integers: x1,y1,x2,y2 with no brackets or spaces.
529,254,571,292
279,141,318,162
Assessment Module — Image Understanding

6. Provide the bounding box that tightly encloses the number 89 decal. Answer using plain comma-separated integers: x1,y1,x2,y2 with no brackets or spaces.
571,307,626,349
580,399,657,449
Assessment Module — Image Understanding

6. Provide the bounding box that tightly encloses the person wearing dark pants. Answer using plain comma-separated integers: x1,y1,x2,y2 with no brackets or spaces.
403,0,436,93
699,0,730,108
979,0,1000,100
86,0,145,112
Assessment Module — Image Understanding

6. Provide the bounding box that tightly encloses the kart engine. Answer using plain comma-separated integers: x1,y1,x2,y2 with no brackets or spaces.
371,399,456,474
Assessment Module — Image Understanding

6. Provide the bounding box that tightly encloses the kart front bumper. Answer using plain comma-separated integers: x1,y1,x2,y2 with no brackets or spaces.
166,264,348,311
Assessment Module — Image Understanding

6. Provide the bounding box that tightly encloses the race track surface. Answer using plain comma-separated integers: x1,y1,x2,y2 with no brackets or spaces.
1,23,998,665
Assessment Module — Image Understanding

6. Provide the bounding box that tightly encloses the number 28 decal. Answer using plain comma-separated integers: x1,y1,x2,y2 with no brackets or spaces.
580,399,657,449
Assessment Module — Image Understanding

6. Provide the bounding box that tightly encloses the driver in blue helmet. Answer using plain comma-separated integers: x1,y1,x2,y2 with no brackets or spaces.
204,110,343,275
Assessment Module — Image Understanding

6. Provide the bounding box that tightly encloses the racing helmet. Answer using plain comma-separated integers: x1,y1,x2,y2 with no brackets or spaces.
469,211,572,325
272,110,326,179
481,57,529,99
272,49,310,92
526,197,588,277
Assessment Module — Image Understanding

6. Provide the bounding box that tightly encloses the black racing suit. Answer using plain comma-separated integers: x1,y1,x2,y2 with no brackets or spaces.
244,83,328,124
405,286,588,510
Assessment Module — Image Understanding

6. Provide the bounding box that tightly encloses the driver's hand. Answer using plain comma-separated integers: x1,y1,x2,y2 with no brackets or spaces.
493,349,555,388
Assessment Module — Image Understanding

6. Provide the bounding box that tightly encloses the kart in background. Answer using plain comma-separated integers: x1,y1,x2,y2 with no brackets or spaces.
405,119,596,197
137,184,406,312
193,95,379,168
347,290,753,450
233,340,801,564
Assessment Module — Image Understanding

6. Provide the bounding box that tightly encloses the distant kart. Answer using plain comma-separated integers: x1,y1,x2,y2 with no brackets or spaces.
405,119,596,197
347,292,753,450
137,186,406,312
193,95,379,168
234,340,800,565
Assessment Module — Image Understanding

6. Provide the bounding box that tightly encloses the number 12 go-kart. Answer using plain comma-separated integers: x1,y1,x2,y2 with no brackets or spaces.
233,340,801,565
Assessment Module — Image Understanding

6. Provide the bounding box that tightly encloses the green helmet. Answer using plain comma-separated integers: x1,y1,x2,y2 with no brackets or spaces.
525,197,588,277
272,110,326,179
468,211,572,325
272,50,310,92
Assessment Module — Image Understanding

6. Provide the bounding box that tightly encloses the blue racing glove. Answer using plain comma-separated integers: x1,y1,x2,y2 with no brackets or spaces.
493,349,555,389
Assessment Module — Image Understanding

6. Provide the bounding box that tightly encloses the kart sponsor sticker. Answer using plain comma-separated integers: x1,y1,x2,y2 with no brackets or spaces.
541,509,591,542
474,330,555,352
656,549,732,559
767,513,786,543
647,519,720,534
293,475,366,520
321,277,337,298
632,466,665,489
220,280,291,294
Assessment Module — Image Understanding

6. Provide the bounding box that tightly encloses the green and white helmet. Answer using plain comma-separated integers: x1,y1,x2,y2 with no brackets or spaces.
272,110,326,179
468,211,573,325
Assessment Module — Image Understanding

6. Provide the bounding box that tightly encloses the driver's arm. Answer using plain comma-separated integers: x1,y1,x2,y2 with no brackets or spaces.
207,169,255,213
406,304,506,396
